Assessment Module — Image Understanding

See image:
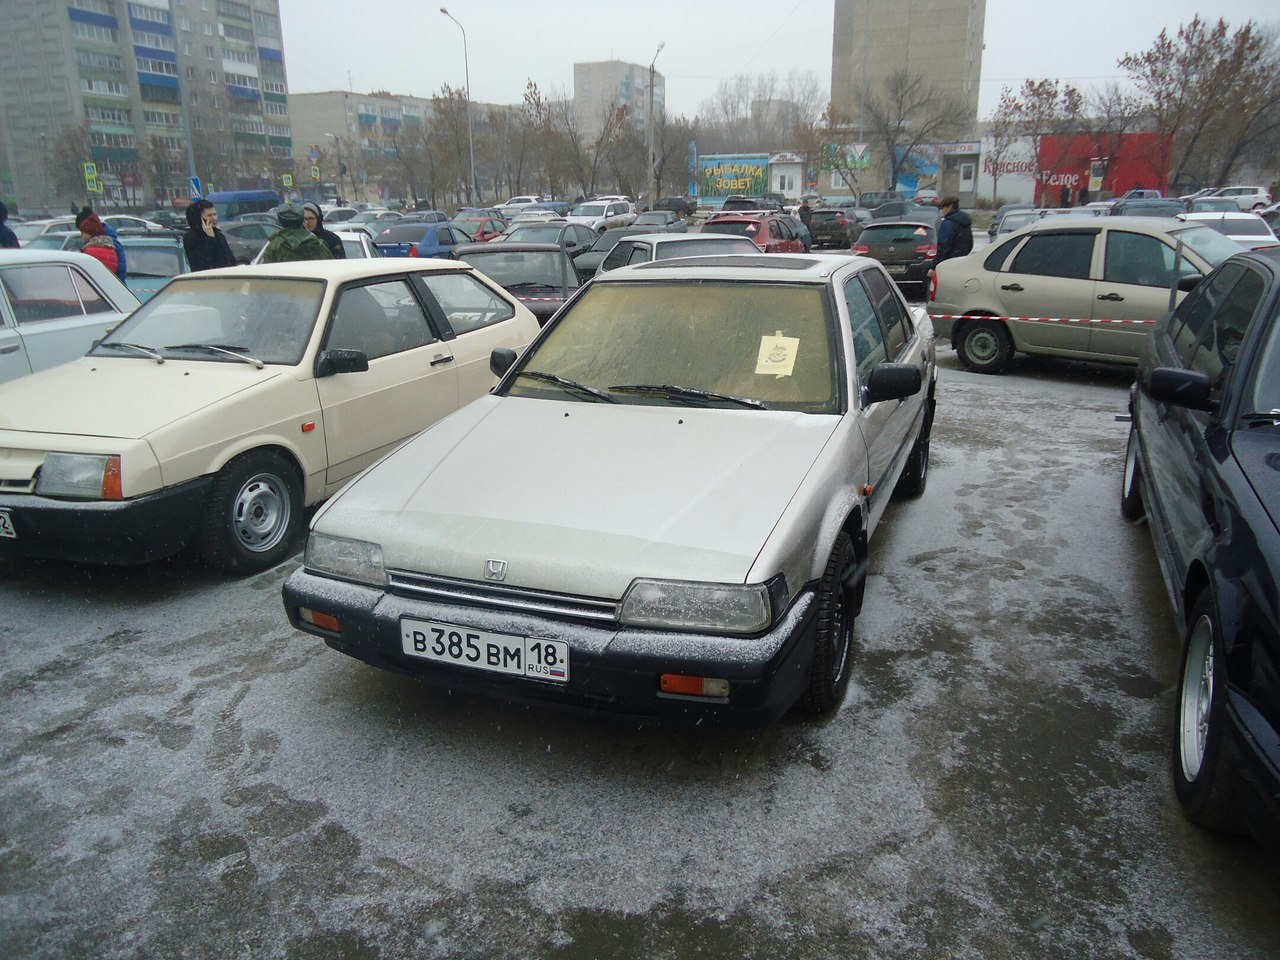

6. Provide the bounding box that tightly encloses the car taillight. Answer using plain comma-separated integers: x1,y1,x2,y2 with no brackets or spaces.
409,245,419,257
852,244,870,255
916,243,938,257
835,218,848,226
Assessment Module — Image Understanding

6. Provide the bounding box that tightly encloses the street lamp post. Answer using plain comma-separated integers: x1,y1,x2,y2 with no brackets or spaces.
326,132,353,203
647,42,665,212
440,7,477,204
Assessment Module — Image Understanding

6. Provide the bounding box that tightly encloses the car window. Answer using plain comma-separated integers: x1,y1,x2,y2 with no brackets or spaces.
625,245,650,266
0,264,110,324
1247,305,1280,414
1008,233,1095,279
983,237,1022,272
413,271,516,336
844,274,887,385
1166,263,1244,367
861,268,911,358
1103,231,1185,288
1185,266,1266,389
327,279,434,361
600,243,633,272
127,246,184,279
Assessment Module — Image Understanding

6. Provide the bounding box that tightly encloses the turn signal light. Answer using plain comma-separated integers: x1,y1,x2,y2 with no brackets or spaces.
102,455,123,500
300,608,341,633
660,674,730,698
929,271,939,301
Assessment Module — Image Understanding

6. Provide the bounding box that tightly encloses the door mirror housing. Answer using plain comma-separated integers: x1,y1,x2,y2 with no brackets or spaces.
490,347,518,378
863,362,922,405
1146,366,1216,411
316,348,369,377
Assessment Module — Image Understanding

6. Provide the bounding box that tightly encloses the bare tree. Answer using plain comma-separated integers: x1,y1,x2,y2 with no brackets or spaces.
1075,82,1146,193
816,105,868,195
863,69,969,189
1006,78,1083,201
983,86,1022,204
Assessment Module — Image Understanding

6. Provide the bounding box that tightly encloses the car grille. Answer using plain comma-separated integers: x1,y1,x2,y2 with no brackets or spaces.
387,570,621,624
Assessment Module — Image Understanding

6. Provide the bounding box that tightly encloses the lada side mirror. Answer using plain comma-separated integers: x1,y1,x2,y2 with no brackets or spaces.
1146,366,1216,412
863,362,922,405
490,347,517,378
316,348,369,377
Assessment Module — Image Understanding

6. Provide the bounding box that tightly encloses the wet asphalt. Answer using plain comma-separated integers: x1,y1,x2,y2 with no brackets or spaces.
2,348,1279,960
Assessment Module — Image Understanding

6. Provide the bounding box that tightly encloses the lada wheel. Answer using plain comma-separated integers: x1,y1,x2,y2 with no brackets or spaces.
196,450,302,574
802,532,856,714
1121,424,1145,521
956,319,1014,374
1172,594,1243,832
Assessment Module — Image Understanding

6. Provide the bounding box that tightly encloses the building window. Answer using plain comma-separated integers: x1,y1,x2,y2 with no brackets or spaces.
80,78,129,97
137,57,178,76
87,105,132,124
179,15,190,30
72,0,114,14
205,44,214,58
71,22,119,43
189,86,198,101
128,3,169,24
133,30,175,51
191,115,201,129
76,48,123,70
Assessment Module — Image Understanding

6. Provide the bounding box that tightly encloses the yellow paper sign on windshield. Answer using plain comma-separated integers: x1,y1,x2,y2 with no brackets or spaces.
757,331,799,378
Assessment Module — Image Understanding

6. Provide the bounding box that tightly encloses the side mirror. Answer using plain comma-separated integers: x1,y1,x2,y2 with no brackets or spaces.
490,347,517,378
316,348,369,377
1177,274,1203,292
864,362,922,405
1145,366,1216,411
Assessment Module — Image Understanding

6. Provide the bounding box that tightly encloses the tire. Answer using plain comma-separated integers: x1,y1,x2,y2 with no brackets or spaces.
956,319,1014,374
801,532,857,715
1120,424,1145,521
195,450,303,574
1172,593,1245,832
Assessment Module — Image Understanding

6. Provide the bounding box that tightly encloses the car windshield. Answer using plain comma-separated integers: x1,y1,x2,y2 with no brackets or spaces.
652,239,756,259
570,204,607,217
634,213,668,224
504,281,839,413
1167,225,1249,268
125,246,184,278
26,235,78,250
860,224,934,244
91,276,325,365
1249,312,1280,415
459,250,576,290
1195,217,1271,237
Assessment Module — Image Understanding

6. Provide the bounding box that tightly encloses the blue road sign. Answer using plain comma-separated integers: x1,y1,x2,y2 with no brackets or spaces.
188,176,202,199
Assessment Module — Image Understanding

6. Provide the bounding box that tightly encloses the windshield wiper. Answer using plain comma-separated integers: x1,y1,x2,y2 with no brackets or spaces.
609,383,768,409
507,282,557,290
96,341,164,363
514,370,614,402
1241,411,1280,427
165,343,264,368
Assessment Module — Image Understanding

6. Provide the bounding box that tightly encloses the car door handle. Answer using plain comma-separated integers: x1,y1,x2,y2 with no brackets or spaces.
1097,292,1125,302
0,344,19,355
429,354,455,366
1000,283,1024,292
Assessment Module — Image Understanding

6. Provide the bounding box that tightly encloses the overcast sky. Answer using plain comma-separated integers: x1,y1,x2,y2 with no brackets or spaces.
277,0,1279,119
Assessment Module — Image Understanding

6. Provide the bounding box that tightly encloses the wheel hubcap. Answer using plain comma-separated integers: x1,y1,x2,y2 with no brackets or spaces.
829,585,852,684
1124,436,1138,495
232,472,290,553
1178,614,1214,781
967,329,998,362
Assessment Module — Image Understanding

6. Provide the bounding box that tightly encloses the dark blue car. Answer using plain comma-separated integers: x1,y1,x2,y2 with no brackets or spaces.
1124,246,1280,854
373,222,469,259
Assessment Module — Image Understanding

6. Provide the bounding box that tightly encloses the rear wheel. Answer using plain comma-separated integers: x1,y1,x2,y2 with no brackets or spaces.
196,450,302,574
1121,424,1145,521
956,319,1014,374
1172,593,1245,832
801,532,856,715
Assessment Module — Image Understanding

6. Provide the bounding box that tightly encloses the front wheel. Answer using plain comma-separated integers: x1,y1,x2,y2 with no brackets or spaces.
196,450,303,574
956,319,1014,374
1172,593,1244,832
1121,424,1145,521
800,532,857,715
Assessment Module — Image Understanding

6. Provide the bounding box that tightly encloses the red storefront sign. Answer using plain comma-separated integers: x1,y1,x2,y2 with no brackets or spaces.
1036,131,1171,204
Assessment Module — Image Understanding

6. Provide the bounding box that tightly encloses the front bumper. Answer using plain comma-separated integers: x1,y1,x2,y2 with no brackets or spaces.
282,568,820,724
0,476,212,565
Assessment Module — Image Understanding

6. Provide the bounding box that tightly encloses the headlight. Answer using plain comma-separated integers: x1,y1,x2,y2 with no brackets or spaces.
35,453,121,500
619,578,783,635
304,533,387,587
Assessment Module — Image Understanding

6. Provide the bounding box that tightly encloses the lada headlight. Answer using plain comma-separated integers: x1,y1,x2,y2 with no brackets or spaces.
305,533,387,587
35,453,122,500
619,577,787,635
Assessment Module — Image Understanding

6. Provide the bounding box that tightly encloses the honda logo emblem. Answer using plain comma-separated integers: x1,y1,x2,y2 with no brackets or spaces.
484,559,507,581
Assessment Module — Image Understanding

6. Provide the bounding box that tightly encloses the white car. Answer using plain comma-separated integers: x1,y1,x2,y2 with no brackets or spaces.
594,232,758,274
1209,186,1272,211
0,249,139,384
566,199,636,233
283,253,937,723
1178,211,1279,250
0,259,539,572
495,195,544,219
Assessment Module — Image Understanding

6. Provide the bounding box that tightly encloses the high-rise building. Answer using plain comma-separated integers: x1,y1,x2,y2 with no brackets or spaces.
830,0,986,133
0,0,294,212
573,60,665,146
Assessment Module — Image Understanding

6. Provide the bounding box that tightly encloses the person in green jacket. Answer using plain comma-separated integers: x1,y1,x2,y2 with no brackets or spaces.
260,203,333,263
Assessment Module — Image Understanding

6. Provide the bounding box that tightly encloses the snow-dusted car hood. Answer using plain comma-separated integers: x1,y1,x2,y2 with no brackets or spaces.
317,395,841,598
0,357,286,440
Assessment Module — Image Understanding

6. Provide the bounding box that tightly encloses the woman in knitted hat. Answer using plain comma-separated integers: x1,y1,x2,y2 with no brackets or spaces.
77,211,119,276
74,206,126,280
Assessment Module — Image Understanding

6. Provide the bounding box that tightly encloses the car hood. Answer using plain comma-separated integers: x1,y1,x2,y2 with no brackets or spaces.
0,357,287,440
318,396,840,597
1233,427,1280,532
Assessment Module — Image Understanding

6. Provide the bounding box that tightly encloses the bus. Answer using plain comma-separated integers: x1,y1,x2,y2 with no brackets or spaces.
205,189,280,220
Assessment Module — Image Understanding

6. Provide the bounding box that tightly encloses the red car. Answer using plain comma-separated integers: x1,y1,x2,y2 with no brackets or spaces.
701,214,805,253
452,216,507,242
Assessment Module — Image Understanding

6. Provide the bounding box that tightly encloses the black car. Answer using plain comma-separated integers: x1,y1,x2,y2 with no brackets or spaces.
1123,247,1280,854
569,226,652,281
809,208,863,248
853,220,937,291
455,241,580,326
655,196,695,217
869,200,939,223
1109,198,1190,217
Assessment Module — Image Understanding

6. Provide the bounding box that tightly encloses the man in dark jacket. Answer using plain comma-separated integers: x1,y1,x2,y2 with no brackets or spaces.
182,200,237,271
0,201,18,249
303,202,346,259
261,203,333,263
75,206,126,281
933,195,973,269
